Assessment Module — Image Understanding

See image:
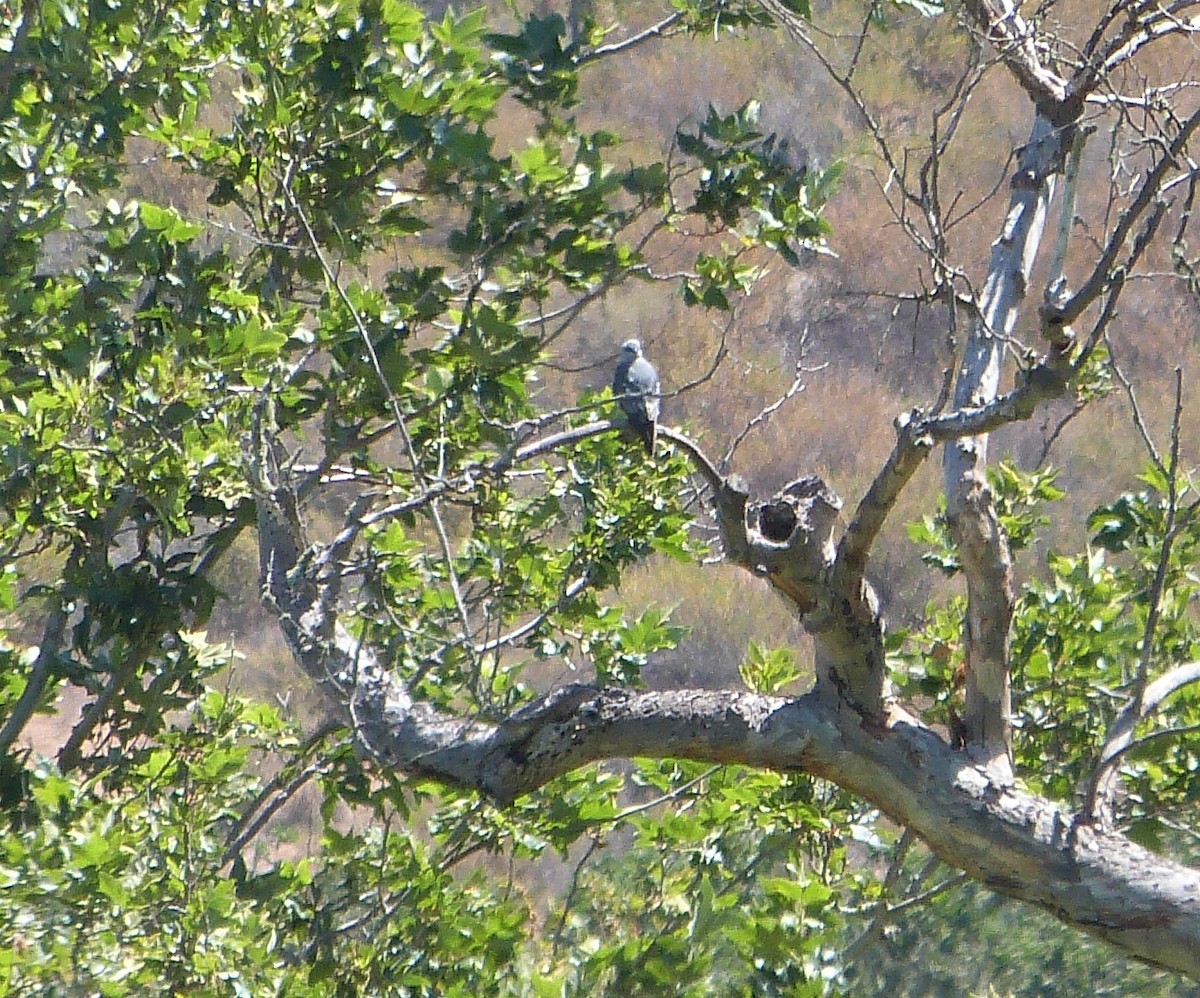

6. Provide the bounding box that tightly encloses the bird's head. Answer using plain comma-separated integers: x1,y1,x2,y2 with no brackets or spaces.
620,338,642,357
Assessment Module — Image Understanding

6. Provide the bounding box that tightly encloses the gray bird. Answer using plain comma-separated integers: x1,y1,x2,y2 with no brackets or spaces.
612,338,660,454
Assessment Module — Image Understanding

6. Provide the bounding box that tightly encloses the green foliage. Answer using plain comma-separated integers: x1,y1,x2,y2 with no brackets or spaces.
740,640,805,692
902,465,1200,826
0,690,291,994
845,880,1182,998
0,0,822,759
889,598,967,727
488,13,581,108
669,0,778,35
547,762,855,995
0,689,542,995
991,462,1067,554
1019,471,1200,825
0,0,1189,992
906,461,1065,575
1074,342,1114,405
0,0,859,991
676,100,841,307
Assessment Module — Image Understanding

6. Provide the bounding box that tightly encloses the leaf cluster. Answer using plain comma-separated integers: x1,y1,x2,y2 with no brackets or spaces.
0,0,859,990
901,463,1200,844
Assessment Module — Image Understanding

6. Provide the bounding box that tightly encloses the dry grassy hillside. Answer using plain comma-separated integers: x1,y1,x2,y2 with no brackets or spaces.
11,7,1200,991
37,0,1199,718
516,0,1200,685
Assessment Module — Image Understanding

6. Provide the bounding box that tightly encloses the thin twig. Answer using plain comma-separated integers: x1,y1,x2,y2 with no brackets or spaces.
843,844,967,966
1085,369,1186,822
222,721,343,866
282,182,475,659
0,603,68,757
721,329,823,471
550,836,601,953
1035,401,1085,469
1106,338,1164,469
573,12,685,65
1059,103,1200,325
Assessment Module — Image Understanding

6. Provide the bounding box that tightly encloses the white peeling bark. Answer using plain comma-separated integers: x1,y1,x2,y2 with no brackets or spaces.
944,114,1066,778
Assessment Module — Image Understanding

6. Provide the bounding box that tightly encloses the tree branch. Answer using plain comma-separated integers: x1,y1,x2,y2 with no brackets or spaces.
943,113,1067,777
1088,653,1200,826
573,12,685,65
57,635,158,774
240,611,1200,981
249,365,1200,980
0,602,67,757
1050,102,1200,327
957,0,1069,114
837,410,935,583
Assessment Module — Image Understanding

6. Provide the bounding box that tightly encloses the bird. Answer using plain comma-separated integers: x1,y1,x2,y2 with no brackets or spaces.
612,338,660,454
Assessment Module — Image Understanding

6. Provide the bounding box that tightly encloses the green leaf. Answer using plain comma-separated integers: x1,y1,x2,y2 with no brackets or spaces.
739,641,804,693
138,201,204,241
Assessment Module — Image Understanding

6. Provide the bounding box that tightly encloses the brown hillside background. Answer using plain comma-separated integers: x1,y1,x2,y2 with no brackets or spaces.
28,0,1200,874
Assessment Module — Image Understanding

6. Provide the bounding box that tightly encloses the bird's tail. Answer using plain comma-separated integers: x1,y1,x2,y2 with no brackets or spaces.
642,423,656,455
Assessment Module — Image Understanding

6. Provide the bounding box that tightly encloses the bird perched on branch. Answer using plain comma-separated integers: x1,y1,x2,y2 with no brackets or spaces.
612,338,660,455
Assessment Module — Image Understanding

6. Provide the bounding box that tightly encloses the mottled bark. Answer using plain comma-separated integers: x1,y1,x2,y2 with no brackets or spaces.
243,0,1200,977
943,115,1072,778
249,411,1200,978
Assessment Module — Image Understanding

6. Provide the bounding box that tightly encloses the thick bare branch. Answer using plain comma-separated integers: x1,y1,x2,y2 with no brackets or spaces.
490,689,1200,979
1087,661,1200,827
243,628,1200,980
957,0,1069,114
251,369,1200,979
1086,374,1191,824
837,410,935,581
1046,125,1090,299
944,113,1067,777
246,418,1200,975
1093,2,1200,81
839,341,1078,590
